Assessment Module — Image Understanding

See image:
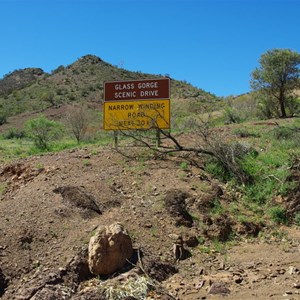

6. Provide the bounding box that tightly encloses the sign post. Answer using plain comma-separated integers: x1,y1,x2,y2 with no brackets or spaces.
103,78,170,147
113,130,118,150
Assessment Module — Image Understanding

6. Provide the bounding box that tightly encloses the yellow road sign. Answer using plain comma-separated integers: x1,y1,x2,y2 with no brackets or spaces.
103,99,170,130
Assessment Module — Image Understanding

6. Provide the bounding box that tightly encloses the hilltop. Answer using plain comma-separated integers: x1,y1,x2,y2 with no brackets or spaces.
0,68,45,97
0,54,217,124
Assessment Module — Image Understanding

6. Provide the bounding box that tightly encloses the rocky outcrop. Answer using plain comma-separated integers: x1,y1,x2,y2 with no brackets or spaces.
7,270,67,300
88,223,133,275
0,68,45,96
208,281,231,295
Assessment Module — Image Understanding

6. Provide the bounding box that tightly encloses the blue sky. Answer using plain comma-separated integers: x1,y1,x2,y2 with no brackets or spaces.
0,0,299,97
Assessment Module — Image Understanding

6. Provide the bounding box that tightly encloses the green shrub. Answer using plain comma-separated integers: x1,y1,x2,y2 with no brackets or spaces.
242,149,293,204
205,160,231,182
244,178,283,205
224,106,242,124
272,126,297,140
286,96,300,116
294,212,300,226
233,128,261,138
206,141,258,184
179,161,189,170
268,206,287,224
0,113,7,125
51,65,65,74
211,197,224,215
178,116,198,131
25,115,63,150
3,127,26,139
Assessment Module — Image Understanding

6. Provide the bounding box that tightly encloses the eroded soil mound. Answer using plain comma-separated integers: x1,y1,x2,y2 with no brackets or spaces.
284,157,300,219
164,189,194,227
1,147,300,299
53,186,101,216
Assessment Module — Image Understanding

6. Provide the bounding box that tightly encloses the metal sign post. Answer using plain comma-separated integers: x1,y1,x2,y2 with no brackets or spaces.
156,129,161,148
113,131,118,150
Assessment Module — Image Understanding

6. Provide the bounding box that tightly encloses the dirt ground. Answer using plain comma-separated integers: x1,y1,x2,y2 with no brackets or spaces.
1,145,300,299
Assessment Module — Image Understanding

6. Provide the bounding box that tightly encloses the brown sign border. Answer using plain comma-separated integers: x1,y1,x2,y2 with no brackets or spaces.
104,78,170,102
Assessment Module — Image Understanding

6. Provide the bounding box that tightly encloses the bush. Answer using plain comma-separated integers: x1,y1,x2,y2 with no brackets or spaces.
51,65,65,74
0,113,7,125
272,125,299,140
224,106,242,124
178,116,199,131
25,115,63,150
294,212,300,226
268,206,287,224
66,104,90,144
286,96,300,116
233,128,261,138
3,127,25,139
207,141,258,184
223,94,259,124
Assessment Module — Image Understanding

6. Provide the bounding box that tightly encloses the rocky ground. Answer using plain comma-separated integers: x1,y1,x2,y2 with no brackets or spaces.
1,144,300,299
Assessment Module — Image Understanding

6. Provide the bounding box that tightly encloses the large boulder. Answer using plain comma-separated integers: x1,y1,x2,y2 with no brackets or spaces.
88,223,133,275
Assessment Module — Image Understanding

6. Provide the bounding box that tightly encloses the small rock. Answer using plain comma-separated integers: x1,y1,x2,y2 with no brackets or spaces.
283,291,293,296
288,266,299,275
169,234,180,240
293,282,300,289
219,261,225,270
233,274,243,284
195,280,205,289
208,281,230,295
173,236,189,261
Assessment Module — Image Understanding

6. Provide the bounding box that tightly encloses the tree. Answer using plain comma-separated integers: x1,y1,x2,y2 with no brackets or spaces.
250,49,300,118
66,104,89,144
40,91,54,105
117,124,254,185
25,115,63,150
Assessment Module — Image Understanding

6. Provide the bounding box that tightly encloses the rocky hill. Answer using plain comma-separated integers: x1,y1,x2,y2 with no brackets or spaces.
0,68,45,97
0,55,217,120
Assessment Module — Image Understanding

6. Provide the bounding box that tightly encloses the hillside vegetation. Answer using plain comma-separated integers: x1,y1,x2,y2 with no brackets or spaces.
0,55,217,121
